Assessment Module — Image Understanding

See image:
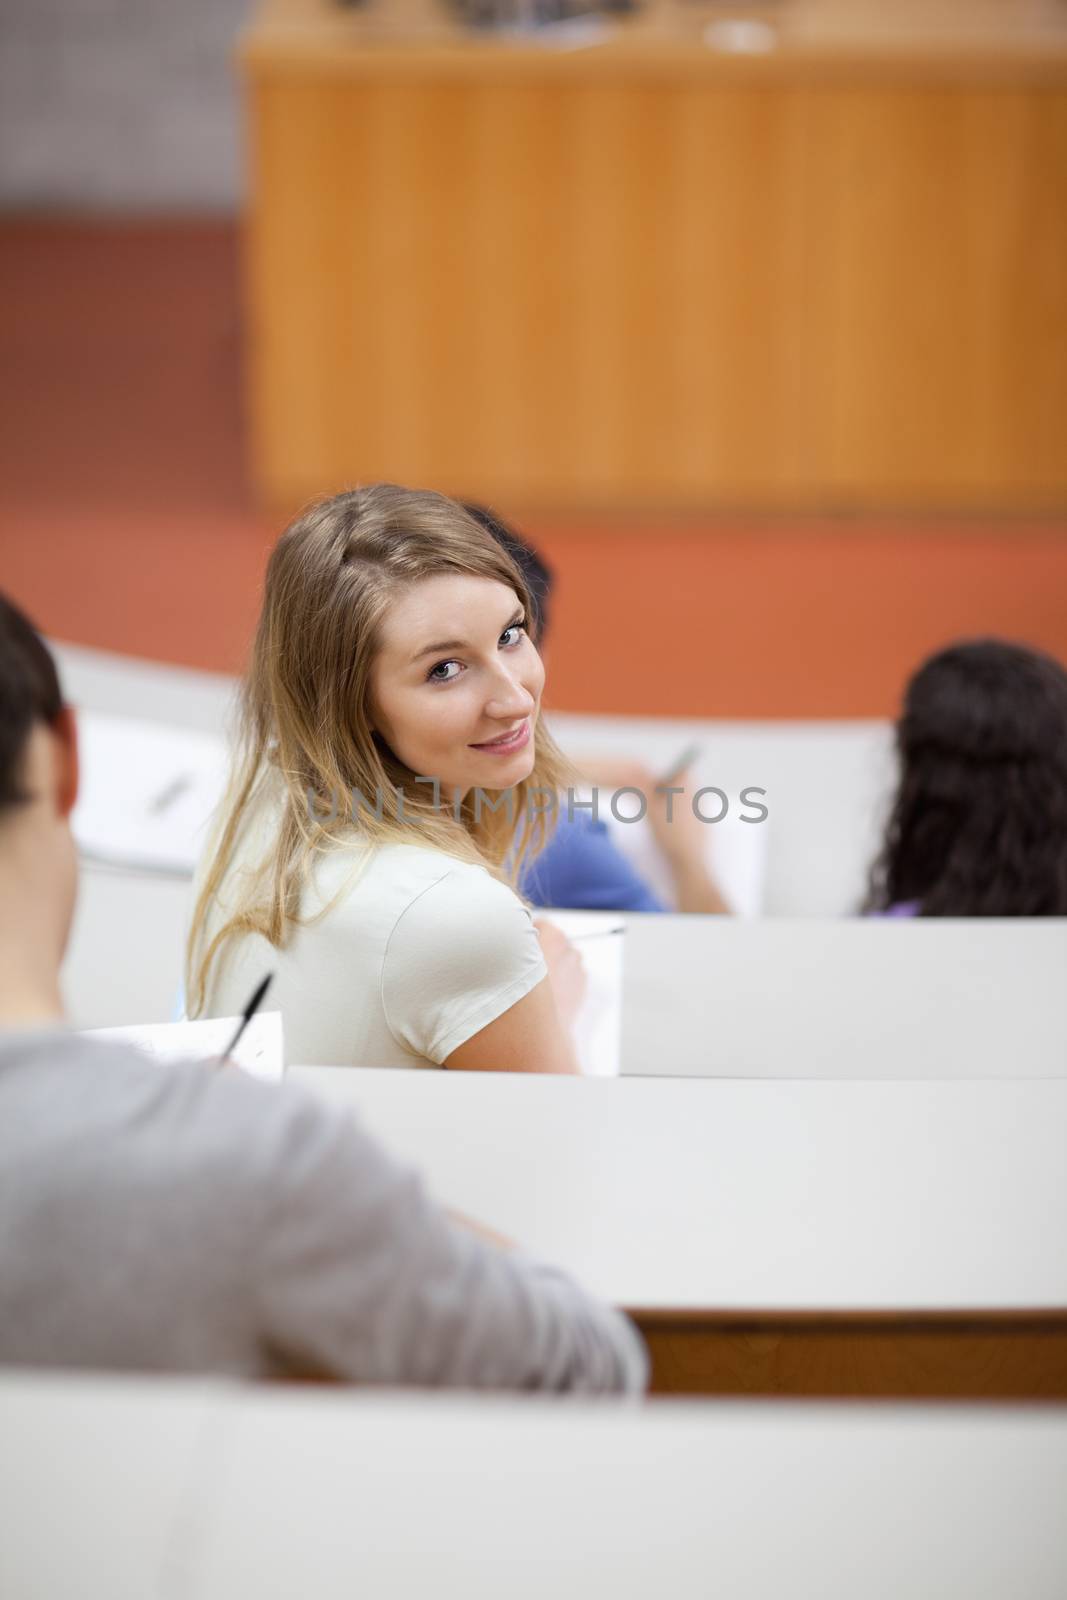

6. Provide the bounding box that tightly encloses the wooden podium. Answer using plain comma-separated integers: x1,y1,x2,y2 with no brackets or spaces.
242,0,1067,513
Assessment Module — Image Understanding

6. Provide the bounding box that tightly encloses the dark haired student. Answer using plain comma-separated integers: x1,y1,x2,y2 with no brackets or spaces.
0,592,645,1391
866,638,1067,917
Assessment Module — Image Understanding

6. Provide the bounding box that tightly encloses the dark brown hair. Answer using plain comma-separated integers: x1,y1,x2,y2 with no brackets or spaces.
462,503,554,645
0,592,63,816
866,638,1067,916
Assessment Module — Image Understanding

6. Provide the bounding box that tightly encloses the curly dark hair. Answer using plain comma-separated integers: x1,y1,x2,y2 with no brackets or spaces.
865,638,1067,917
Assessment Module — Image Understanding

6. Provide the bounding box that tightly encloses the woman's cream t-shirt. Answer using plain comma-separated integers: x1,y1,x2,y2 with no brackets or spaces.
195,798,547,1070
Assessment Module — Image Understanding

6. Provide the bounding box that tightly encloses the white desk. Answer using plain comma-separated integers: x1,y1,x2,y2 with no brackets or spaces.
56,642,232,1030
619,915,1067,1078
52,642,1067,1080
199,1394,1067,1600
3,1374,1066,1599
63,863,192,1028
0,1372,225,1600
291,1069,1067,1397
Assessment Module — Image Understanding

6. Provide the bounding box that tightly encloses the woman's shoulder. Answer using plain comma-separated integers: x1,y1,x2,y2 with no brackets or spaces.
377,848,545,1065
365,842,523,914
309,838,524,926
353,844,535,962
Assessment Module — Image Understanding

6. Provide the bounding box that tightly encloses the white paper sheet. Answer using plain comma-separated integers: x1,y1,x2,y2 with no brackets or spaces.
603,796,766,918
564,766,765,917
72,711,229,876
87,1012,284,1083
537,911,624,1077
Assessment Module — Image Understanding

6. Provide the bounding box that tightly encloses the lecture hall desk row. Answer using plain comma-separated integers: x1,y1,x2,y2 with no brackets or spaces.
291,1066,1067,1401
619,913,1067,1077
4,1372,1066,1599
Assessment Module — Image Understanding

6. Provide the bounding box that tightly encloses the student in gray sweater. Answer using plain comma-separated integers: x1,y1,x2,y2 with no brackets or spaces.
0,595,646,1394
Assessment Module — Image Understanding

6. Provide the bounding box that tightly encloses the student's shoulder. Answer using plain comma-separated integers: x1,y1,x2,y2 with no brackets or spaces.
369,840,497,886
1,1028,331,1177
381,846,531,936
162,1061,404,1234
56,1031,352,1183
344,841,524,925
381,854,545,1049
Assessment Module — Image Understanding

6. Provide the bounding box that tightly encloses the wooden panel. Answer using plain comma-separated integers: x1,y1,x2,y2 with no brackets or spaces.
806,85,1067,502
245,12,1067,512
638,1313,1067,1398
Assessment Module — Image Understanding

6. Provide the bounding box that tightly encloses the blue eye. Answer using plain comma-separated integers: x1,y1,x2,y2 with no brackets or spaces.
426,620,525,683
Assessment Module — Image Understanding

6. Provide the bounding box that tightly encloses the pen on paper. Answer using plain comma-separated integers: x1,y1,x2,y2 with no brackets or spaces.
147,773,193,815
658,744,702,787
220,973,274,1064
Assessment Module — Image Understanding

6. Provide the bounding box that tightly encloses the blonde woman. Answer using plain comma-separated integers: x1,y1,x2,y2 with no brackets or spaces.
187,485,585,1072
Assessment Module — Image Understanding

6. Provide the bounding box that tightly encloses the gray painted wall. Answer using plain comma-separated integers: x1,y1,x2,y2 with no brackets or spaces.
0,0,251,209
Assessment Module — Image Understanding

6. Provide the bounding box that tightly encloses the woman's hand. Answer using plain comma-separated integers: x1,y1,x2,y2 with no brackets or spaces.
535,918,588,1027
578,756,732,915
578,757,700,862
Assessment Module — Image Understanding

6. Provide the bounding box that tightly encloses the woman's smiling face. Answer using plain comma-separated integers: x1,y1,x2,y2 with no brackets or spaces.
369,572,544,794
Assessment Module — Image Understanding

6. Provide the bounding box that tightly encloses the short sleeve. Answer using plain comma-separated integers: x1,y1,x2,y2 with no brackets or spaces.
381,866,548,1064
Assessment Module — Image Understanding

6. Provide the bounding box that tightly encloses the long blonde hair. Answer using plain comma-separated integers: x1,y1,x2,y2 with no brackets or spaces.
186,485,570,1015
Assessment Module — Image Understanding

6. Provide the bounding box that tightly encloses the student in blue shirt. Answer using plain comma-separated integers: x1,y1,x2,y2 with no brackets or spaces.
522,801,666,913
464,505,730,915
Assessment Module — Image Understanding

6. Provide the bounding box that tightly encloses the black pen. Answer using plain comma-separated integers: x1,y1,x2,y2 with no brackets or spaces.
147,773,192,816
220,973,274,1064
658,743,702,786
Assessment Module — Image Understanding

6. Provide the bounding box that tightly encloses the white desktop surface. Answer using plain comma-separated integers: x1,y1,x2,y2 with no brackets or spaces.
64,863,193,1028
2,1375,1065,1599
290,1069,1067,1313
0,1373,225,1600
55,641,237,735
56,643,230,1029
620,914,1067,1078
196,1394,1067,1600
